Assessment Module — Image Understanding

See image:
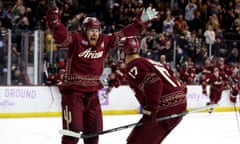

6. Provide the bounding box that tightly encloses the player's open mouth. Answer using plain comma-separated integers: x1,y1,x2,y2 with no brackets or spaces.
91,37,97,41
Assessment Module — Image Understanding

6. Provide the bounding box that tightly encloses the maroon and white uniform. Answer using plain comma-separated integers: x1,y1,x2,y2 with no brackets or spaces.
230,71,240,103
196,59,213,85
178,63,196,85
230,81,240,103
125,58,187,144
217,58,232,89
46,8,144,144
196,58,214,94
204,67,228,105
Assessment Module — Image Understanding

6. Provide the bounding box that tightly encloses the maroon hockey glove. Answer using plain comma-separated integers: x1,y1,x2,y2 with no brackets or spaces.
142,107,158,128
202,90,207,95
230,95,237,103
202,87,207,95
108,73,121,88
46,7,60,29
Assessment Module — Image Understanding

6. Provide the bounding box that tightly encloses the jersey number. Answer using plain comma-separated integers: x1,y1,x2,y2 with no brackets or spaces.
128,60,180,87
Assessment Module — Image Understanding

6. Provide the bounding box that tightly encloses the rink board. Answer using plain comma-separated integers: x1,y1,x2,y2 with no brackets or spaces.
0,85,239,118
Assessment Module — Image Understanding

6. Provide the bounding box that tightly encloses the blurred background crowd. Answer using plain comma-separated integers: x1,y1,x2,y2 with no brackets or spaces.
0,0,239,86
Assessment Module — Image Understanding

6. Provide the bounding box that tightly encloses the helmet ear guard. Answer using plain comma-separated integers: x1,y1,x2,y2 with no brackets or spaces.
119,37,140,55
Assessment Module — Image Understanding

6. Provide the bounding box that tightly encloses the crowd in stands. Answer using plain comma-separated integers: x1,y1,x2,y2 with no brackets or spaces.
0,0,240,86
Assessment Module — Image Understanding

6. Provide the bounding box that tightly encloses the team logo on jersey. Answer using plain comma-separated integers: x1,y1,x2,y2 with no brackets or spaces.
78,48,103,59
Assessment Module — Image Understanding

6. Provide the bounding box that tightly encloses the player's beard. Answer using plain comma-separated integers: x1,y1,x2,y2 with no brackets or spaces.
87,35,99,47
88,39,97,46
85,28,100,47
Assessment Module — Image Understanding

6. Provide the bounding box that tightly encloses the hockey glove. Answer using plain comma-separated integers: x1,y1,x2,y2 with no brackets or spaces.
139,7,158,23
202,88,207,95
230,94,237,103
142,106,158,128
202,83,207,95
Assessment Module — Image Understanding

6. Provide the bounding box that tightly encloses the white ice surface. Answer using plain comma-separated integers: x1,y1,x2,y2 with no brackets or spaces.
0,112,240,144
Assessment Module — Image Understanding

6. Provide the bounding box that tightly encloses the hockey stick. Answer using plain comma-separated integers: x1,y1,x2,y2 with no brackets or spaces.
233,103,240,133
59,104,218,139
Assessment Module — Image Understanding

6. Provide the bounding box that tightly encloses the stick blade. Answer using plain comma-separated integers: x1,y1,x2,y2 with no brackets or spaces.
59,129,82,138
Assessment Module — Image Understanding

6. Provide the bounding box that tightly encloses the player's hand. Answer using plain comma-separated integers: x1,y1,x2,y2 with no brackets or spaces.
142,107,158,128
230,94,237,103
202,88,207,96
105,86,113,95
139,7,158,23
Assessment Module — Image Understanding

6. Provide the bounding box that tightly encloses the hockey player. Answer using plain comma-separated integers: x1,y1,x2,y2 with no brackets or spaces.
216,57,232,90
120,37,187,144
203,67,229,113
196,57,214,91
46,4,158,144
230,70,240,104
178,59,196,85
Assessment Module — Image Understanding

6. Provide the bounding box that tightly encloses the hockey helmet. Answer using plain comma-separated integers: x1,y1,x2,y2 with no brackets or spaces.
82,17,101,31
119,37,140,55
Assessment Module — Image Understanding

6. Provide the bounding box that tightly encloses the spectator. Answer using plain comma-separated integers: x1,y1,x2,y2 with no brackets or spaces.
206,14,220,31
192,10,205,33
3,44,20,66
225,47,240,65
194,46,208,66
35,0,47,30
162,39,173,62
184,1,197,31
203,24,215,56
173,14,188,35
139,31,151,58
0,66,7,84
0,1,11,28
186,31,202,60
61,2,74,26
11,0,25,22
11,66,29,85
159,54,167,64
146,29,159,61
151,11,163,33
213,28,227,57
0,20,6,66
171,2,184,17
24,0,39,30
162,12,175,37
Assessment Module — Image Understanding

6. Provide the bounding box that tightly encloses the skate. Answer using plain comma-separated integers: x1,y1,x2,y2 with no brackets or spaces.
206,102,214,114
208,107,214,114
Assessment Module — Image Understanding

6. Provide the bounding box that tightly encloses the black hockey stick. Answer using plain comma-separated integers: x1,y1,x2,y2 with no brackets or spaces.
59,104,218,139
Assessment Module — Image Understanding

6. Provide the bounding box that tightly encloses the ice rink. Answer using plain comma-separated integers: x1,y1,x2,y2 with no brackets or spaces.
0,111,240,144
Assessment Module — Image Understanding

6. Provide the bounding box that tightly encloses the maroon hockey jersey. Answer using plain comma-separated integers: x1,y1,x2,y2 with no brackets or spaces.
125,57,187,116
48,20,143,92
